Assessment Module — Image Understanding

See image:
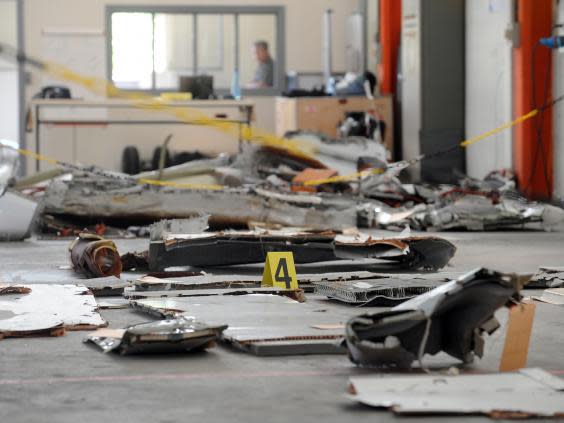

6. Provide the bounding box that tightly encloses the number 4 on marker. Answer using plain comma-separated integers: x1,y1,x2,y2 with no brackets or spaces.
261,252,298,290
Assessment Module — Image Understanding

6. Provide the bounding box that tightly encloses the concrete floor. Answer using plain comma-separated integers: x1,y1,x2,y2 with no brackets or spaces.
0,230,563,422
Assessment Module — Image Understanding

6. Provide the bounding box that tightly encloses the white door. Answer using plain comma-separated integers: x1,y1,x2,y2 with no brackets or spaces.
465,0,513,178
0,0,20,148
400,0,422,180
553,1,564,198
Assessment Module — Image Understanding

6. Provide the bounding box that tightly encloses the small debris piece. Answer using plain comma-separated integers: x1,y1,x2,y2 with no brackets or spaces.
0,284,106,339
120,251,149,272
69,233,122,278
84,316,227,355
347,368,564,418
533,288,564,306
0,284,32,296
527,267,564,289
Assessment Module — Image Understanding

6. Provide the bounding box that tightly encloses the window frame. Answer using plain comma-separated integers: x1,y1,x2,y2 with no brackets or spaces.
105,5,286,96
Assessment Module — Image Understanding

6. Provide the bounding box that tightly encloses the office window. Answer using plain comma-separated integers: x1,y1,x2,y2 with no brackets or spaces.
107,6,284,94
154,13,194,90
197,14,235,89
111,13,153,89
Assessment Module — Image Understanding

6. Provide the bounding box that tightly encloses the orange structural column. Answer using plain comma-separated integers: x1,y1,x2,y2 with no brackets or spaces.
513,0,553,199
378,0,402,95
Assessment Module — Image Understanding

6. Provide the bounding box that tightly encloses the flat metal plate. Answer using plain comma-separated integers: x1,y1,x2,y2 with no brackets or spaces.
132,271,415,292
0,284,106,337
123,286,304,301
348,368,564,417
84,276,130,296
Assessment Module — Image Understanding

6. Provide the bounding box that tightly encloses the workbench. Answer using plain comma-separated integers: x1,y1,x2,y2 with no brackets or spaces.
27,99,255,173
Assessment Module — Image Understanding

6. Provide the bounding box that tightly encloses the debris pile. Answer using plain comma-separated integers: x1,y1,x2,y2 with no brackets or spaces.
2,136,563,235
1,133,564,421
365,170,564,231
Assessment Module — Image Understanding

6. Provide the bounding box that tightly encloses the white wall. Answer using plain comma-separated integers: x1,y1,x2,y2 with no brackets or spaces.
23,0,359,89
465,0,513,179
22,0,360,133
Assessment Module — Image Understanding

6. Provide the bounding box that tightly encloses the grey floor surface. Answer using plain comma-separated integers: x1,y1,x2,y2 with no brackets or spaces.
0,230,563,423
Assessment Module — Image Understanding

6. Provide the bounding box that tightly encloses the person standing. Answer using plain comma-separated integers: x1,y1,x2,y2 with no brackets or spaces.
248,40,274,88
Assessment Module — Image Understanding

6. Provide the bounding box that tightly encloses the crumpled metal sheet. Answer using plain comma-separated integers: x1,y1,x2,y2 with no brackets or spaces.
411,194,564,231
69,233,122,278
371,191,564,232
284,132,389,176
84,316,227,355
348,368,564,418
344,268,525,368
527,267,564,289
0,284,106,339
360,167,564,232
148,228,456,271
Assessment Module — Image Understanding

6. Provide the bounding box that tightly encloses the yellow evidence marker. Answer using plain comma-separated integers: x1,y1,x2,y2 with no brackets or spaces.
261,252,298,290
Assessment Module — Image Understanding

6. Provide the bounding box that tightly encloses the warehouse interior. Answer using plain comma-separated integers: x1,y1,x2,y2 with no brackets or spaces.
2,0,564,421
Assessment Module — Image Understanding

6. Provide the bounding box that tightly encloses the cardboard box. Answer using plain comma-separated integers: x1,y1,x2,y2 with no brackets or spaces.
275,96,394,153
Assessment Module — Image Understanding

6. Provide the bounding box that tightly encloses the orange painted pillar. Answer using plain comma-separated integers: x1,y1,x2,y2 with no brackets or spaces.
378,0,402,95
513,0,553,199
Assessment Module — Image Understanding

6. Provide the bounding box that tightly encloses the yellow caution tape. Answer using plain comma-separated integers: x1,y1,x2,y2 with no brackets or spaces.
43,62,313,161
460,109,539,147
0,57,317,191
136,178,225,191
13,146,58,166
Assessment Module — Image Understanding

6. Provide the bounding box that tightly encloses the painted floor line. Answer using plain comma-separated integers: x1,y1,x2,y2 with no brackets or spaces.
1,368,562,386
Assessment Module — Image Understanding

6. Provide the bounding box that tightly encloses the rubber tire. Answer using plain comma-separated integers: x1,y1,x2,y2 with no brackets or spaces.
122,146,141,175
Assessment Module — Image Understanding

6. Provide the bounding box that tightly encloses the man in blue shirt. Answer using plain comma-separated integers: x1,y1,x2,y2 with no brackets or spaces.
248,40,274,88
